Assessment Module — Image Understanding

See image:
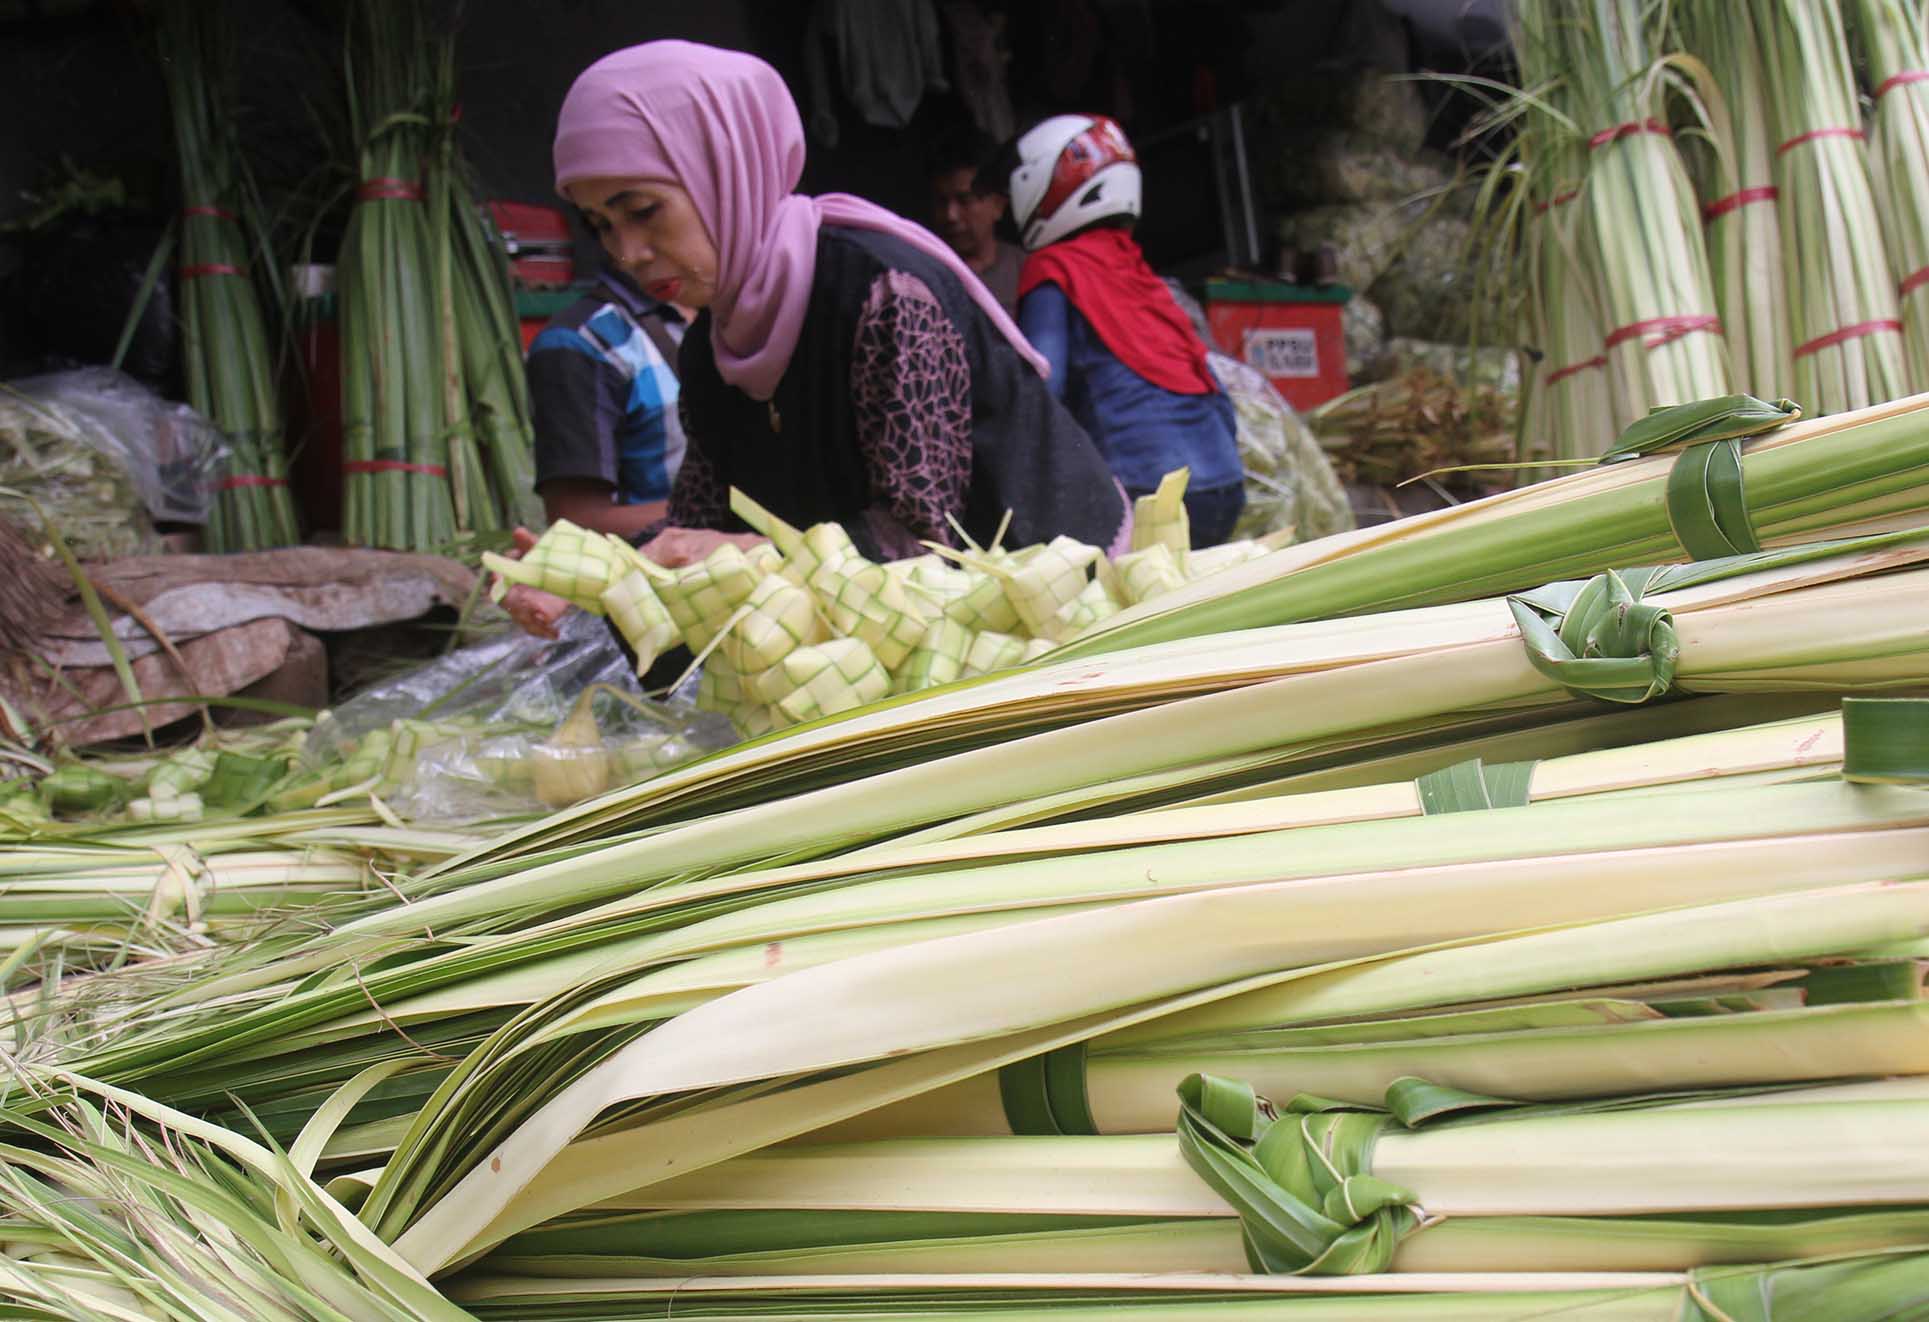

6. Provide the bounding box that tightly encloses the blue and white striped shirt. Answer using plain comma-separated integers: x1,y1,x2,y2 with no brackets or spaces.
527,270,685,504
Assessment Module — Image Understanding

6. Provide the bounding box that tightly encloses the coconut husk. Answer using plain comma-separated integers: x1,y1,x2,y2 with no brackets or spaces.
0,515,70,654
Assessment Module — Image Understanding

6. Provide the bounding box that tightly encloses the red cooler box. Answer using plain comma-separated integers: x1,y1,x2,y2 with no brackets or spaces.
1201,279,1351,412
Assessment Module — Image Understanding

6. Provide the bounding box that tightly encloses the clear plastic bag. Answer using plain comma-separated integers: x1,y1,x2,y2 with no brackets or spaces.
0,368,230,551
303,611,735,825
1207,350,1355,544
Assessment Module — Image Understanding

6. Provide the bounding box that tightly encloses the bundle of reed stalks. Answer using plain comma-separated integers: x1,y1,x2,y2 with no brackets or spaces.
337,0,538,549
1753,0,1914,413
157,0,302,551
1513,0,1731,434
1671,1,1794,399
1854,0,1929,389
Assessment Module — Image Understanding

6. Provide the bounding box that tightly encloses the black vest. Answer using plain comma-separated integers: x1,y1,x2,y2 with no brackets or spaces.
677,227,1124,553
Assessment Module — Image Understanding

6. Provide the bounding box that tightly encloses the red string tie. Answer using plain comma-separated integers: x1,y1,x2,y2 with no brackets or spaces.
219,475,288,491
1792,320,1904,359
1702,186,1778,223
1604,314,1722,352
181,204,238,222
180,263,246,280
343,460,450,478
1777,126,1866,156
1544,354,1607,386
1876,69,1929,100
356,177,426,202
1901,266,1929,301
1588,119,1670,150
1532,188,1579,215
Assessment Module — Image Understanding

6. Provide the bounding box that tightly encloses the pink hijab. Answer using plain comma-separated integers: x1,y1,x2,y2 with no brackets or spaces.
554,40,1048,401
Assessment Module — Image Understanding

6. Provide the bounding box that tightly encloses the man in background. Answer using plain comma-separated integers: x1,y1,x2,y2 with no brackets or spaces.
926,127,1025,316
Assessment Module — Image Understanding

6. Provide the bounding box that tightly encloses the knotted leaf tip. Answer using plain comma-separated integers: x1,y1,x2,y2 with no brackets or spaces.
1175,1073,1420,1275
1508,569,1679,704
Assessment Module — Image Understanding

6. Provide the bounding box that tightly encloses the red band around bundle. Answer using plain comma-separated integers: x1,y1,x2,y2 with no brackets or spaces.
1544,354,1607,386
1777,126,1866,156
181,204,238,222
356,177,426,202
1533,189,1579,215
343,459,450,478
1876,69,1929,100
1902,266,1929,300
219,475,288,491
1604,314,1722,352
1793,319,1904,359
1701,186,1778,223
180,263,245,280
1588,119,1670,150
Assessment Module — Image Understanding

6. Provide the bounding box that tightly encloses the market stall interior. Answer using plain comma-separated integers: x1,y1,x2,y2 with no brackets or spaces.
1,0,1928,1318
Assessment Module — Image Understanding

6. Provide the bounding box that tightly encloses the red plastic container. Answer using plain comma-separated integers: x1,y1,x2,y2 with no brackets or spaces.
1201,278,1352,412
487,201,576,289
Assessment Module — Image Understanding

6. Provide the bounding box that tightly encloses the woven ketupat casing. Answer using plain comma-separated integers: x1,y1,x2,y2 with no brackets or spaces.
808,557,934,669
961,628,1028,676
1005,536,1103,638
1132,466,1192,566
772,639,891,724
658,543,761,648
601,569,680,673
779,522,859,588
942,564,1023,633
895,617,977,694
1115,543,1188,605
719,574,828,674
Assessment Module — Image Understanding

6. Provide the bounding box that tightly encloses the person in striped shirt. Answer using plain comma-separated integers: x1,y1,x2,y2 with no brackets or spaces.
526,261,687,537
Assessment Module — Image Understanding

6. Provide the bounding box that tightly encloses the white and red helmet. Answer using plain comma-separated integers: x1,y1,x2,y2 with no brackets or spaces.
1007,114,1143,252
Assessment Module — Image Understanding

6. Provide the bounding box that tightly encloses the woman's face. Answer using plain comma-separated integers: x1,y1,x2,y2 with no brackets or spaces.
567,176,719,308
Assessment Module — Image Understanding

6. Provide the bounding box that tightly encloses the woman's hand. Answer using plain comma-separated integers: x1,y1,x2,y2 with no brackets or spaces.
638,526,768,568
498,526,573,639
503,584,572,639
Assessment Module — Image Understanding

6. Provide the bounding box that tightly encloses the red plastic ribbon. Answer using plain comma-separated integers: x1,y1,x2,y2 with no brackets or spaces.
1604,314,1722,351
1588,119,1670,150
181,204,238,222
356,177,426,202
1793,319,1904,359
1777,126,1866,156
1902,266,1929,300
1532,188,1579,215
1701,186,1778,223
1876,69,1929,100
343,459,450,478
1544,354,1607,386
219,475,288,491
180,263,245,279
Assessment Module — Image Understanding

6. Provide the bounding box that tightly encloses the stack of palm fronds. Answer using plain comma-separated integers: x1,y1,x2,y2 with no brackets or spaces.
0,394,1924,1317
157,0,302,551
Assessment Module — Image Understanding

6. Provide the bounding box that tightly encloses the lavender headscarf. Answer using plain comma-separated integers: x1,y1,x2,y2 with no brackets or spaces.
554,40,1047,401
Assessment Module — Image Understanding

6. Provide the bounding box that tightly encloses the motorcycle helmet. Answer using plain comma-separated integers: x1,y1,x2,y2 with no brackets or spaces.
1006,114,1142,251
